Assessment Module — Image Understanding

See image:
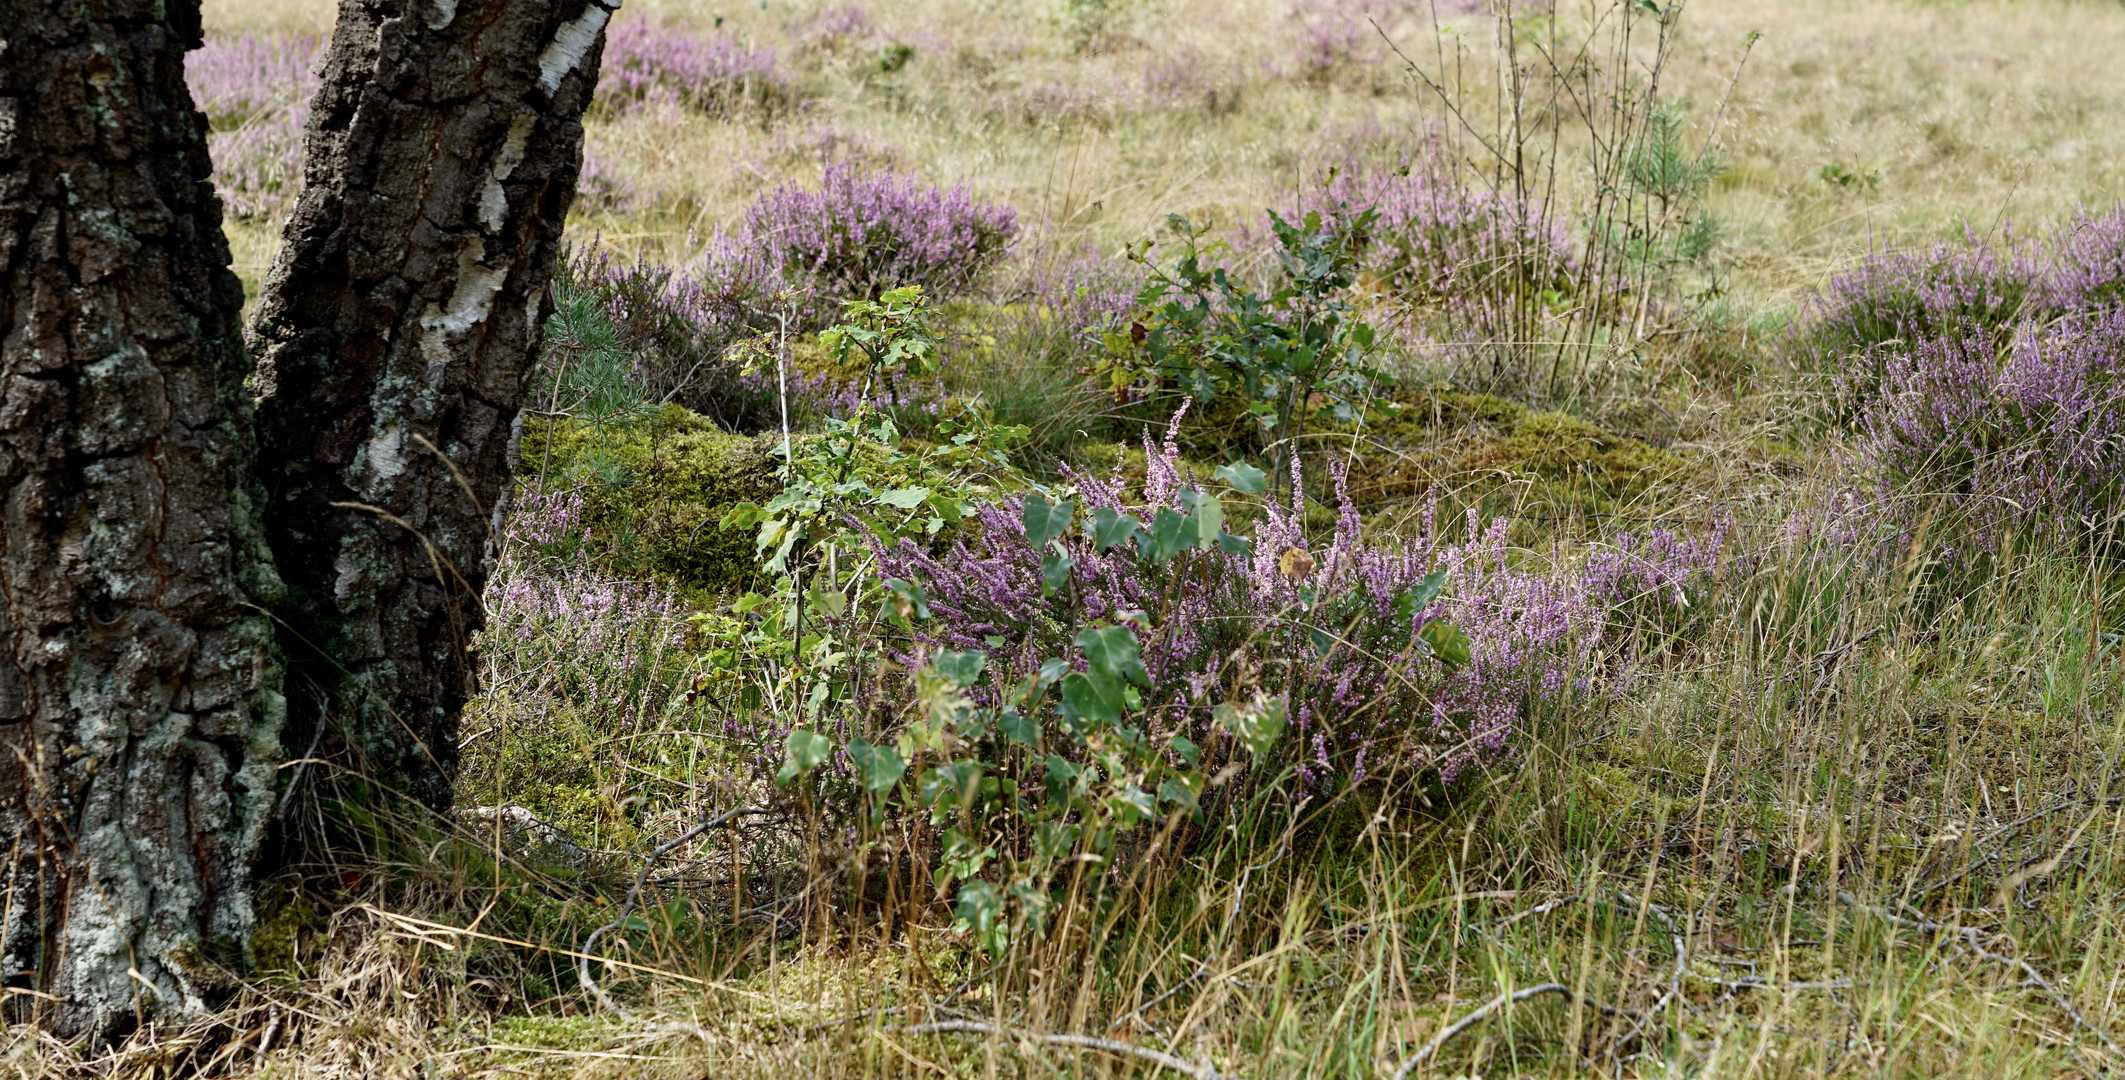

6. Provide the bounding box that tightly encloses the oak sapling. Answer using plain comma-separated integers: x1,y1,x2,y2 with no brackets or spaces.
1100,209,1380,497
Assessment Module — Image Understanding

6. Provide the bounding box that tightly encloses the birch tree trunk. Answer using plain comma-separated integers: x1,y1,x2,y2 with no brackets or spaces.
0,0,282,1044
250,0,612,814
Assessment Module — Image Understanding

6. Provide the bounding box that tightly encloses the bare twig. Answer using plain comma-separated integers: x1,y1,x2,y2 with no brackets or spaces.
1839,892,2124,1059
1389,983,1639,1080
580,806,777,1017
900,1019,1237,1080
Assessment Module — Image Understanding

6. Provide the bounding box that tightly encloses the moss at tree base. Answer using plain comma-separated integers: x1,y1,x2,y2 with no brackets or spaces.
515,405,783,603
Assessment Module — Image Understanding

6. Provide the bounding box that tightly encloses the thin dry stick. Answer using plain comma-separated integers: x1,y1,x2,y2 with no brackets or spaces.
579,806,776,1017
1839,892,2124,1060
1389,983,1639,1080
1605,887,1687,1059
901,1019,1238,1080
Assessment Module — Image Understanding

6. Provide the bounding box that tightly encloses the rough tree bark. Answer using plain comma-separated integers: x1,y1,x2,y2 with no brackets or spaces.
250,0,612,814
0,0,282,1044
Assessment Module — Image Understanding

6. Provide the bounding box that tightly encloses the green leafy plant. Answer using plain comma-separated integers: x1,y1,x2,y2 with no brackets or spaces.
718,286,1026,727
778,483,1265,955
1099,211,1379,494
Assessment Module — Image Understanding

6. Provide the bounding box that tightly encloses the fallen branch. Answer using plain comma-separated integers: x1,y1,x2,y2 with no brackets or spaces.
901,1019,1237,1079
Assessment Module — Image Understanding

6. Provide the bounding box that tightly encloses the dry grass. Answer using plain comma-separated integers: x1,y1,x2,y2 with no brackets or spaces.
18,1,2121,1076
205,0,2125,320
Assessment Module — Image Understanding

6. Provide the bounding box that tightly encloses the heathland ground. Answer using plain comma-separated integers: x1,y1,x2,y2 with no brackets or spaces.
13,1,2125,1076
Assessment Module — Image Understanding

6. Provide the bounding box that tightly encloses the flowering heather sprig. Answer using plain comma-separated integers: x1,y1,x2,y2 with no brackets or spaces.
745,163,1019,311
1140,397,1191,509
187,33,323,219
508,488,587,547
482,545,692,732
596,19,789,116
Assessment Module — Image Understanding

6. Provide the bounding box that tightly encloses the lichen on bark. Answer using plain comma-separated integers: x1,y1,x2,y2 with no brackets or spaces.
0,0,282,1044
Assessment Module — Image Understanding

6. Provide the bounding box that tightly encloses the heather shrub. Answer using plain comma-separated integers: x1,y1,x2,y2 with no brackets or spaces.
187,32,323,219
745,164,1019,315
797,5,876,53
464,506,700,845
2044,207,2125,315
1291,158,1577,306
1580,524,1732,650
1286,0,1432,82
1270,157,1581,392
1807,209,2125,540
595,19,792,117
1801,233,2040,403
873,418,1588,792
186,32,321,128
1853,315,2125,541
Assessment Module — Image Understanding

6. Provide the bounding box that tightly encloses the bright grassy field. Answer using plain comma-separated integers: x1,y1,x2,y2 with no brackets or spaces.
17,1,2125,1078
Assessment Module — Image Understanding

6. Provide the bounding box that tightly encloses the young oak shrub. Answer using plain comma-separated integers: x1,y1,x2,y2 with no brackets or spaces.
1098,211,1380,493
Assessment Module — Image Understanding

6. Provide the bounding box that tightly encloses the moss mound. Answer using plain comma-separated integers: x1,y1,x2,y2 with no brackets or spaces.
517,404,781,601
1341,386,1693,513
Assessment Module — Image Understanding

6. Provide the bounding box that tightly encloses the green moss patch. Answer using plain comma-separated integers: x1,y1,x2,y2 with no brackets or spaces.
1339,385,1694,514
517,405,781,602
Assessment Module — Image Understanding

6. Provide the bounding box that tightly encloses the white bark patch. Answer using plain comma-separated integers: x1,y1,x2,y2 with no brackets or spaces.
364,423,408,484
425,0,458,30
333,547,365,605
478,112,537,233
419,239,508,381
537,3,615,93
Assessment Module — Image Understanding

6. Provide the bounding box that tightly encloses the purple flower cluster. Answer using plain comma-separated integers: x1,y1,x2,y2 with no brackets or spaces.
2045,209,2125,315
1284,155,1577,305
186,33,323,219
797,4,875,52
483,540,692,732
1285,0,1481,80
507,488,587,547
872,416,1591,784
745,163,1019,309
1289,0,1400,79
596,18,789,116
554,244,785,431
1811,209,2125,538
1805,229,2039,397
1856,314,2125,538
